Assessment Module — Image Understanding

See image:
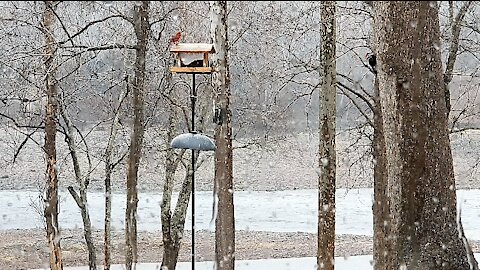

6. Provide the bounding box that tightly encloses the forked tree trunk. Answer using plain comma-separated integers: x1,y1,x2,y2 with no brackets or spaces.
373,2,478,269
160,131,181,270
211,1,235,270
125,1,149,269
42,1,63,269
161,158,193,269
160,108,189,270
60,101,97,270
318,1,336,270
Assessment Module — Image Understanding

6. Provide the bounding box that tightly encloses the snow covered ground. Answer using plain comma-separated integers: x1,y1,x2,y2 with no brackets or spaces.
32,254,480,270
1,188,480,240
33,256,369,270
3,188,479,270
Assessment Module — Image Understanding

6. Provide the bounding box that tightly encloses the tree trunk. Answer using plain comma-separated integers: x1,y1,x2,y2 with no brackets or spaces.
211,1,235,270
162,161,193,270
443,1,473,115
160,139,178,270
161,108,188,270
125,1,149,269
318,1,336,270
42,1,63,269
60,99,97,270
104,81,128,270
66,186,96,270
372,76,392,270
373,2,478,269
160,137,180,270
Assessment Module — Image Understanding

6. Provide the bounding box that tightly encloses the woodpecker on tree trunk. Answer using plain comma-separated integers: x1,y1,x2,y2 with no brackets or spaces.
366,53,377,74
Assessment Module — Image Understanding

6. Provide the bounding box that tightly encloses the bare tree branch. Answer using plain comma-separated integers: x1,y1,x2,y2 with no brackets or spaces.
57,14,128,45
13,128,39,163
48,2,74,47
444,1,473,85
60,43,138,51
337,81,374,128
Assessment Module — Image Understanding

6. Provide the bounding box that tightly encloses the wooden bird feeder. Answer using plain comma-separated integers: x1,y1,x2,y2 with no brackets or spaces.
170,43,215,74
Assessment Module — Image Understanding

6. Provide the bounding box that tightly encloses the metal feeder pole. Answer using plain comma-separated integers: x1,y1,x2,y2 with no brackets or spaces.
191,73,196,270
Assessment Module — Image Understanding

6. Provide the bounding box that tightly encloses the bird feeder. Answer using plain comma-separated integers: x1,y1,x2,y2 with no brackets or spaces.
170,43,215,74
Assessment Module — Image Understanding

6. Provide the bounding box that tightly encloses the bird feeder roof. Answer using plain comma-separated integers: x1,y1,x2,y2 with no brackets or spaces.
170,43,215,53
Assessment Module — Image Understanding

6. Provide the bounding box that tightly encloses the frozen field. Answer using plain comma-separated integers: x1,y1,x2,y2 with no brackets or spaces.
3,188,480,240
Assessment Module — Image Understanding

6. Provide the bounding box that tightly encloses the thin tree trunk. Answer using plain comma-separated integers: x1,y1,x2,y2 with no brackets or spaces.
104,168,112,270
66,187,96,269
318,1,336,270
125,2,149,269
42,1,63,269
211,1,235,269
104,81,128,270
168,159,194,267
160,146,181,270
443,1,473,115
373,2,479,269
59,100,97,270
161,108,188,270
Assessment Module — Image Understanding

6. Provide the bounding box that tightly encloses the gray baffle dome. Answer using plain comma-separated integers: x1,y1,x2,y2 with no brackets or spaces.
170,133,216,151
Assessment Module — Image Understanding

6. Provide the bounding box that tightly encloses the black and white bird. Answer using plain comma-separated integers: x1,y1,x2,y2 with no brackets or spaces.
366,52,377,74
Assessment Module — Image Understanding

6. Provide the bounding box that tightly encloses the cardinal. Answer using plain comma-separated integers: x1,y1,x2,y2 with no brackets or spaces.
170,31,181,45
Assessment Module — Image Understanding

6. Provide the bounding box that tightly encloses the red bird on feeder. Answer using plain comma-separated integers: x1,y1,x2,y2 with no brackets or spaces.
170,31,181,45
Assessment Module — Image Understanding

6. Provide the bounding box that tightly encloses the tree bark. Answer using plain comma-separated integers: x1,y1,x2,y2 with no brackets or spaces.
373,1,478,269
42,1,63,269
211,1,235,270
66,186,96,270
59,100,97,270
318,1,336,270
160,138,180,270
161,108,189,270
125,1,149,269
104,81,128,270
163,159,193,269
372,75,392,269
443,1,473,115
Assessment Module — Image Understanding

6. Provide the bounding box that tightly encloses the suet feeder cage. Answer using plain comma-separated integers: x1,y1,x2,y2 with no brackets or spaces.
170,43,215,74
